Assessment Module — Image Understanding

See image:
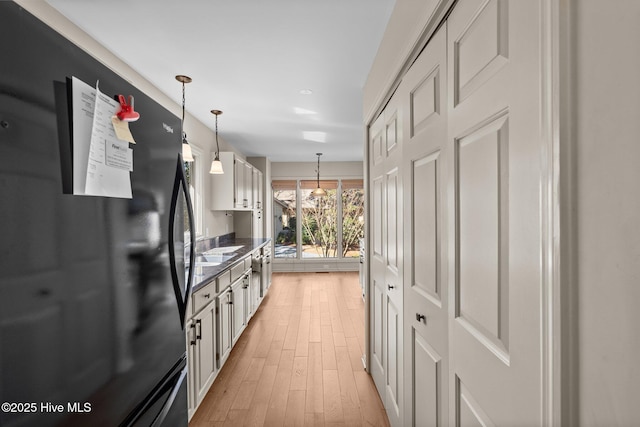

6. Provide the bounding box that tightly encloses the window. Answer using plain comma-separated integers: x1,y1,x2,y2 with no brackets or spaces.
300,180,338,258
273,180,297,258
272,179,364,260
341,179,365,258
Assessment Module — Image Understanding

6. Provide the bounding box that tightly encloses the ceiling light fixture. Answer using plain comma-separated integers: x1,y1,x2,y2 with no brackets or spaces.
311,153,327,197
175,75,194,162
302,131,327,143
209,110,224,174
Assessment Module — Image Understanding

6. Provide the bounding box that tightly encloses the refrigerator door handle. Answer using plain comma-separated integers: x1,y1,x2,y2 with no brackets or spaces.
169,153,196,329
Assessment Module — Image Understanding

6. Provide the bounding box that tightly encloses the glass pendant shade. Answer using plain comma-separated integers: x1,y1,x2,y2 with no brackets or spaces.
311,187,327,197
182,136,194,162
209,157,224,174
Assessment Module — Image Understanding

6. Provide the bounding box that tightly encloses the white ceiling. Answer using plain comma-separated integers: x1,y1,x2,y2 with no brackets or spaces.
45,0,395,162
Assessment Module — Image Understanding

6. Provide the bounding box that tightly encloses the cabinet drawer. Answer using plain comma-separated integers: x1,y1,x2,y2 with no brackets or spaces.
192,281,215,315
244,256,253,272
216,270,231,293
230,261,246,283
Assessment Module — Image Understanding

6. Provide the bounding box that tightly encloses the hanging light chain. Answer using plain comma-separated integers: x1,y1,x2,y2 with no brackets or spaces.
181,81,185,121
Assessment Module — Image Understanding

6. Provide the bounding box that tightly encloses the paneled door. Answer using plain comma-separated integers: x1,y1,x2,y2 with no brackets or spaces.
369,88,404,427
447,0,544,424
383,90,404,427
401,24,449,427
369,110,386,396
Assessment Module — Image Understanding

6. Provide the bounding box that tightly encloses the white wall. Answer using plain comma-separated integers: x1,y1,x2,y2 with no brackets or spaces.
363,0,450,123
15,0,238,239
271,161,363,179
572,1,640,425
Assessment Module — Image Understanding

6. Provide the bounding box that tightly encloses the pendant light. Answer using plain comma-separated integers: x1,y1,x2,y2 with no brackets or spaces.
176,75,194,162
209,109,224,174
311,153,327,197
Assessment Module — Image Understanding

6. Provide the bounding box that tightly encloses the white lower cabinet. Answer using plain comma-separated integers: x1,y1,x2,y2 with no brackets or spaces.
187,281,218,419
217,287,233,368
187,248,268,419
188,303,216,407
231,272,249,344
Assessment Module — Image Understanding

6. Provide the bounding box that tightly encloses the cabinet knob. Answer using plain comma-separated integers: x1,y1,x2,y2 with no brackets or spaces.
416,313,426,323
387,284,395,290
204,293,211,299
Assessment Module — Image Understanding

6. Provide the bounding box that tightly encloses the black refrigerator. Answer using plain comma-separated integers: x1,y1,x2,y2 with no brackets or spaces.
0,3,194,426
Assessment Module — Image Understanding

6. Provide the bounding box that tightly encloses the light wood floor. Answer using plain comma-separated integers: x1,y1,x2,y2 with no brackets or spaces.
189,272,390,427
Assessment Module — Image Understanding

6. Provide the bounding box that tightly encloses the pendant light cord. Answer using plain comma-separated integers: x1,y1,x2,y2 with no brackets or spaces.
181,82,186,141
215,113,219,155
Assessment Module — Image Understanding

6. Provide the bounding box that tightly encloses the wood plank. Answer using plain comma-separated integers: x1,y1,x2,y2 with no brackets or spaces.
283,308,301,350
242,364,277,426
263,349,295,425
295,308,311,357
290,356,308,391
323,370,344,424
284,390,306,426
305,342,324,413
321,324,337,370
303,412,324,426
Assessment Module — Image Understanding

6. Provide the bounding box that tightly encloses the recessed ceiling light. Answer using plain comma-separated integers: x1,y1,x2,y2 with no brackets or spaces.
294,107,317,115
303,131,326,143
299,89,313,95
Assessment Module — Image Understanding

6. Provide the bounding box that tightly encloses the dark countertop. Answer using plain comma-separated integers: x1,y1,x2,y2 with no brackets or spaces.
189,237,271,292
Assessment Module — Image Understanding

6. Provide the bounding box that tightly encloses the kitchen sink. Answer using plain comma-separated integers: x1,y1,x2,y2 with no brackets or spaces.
194,261,221,267
202,245,244,255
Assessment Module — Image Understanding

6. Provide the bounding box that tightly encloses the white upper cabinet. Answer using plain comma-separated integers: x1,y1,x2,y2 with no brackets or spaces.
210,152,259,211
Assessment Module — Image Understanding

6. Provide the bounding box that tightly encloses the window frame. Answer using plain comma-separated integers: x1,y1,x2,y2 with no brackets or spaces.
272,178,363,268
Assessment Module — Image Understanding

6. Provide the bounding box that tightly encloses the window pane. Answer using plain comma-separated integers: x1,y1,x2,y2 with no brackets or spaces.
300,180,338,258
274,187,297,258
342,183,365,258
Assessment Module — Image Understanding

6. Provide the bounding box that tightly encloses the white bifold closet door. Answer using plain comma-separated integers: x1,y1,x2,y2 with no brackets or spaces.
369,87,404,427
446,0,544,425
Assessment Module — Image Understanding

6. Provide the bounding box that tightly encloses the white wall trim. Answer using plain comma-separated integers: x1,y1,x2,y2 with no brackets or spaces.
541,0,574,425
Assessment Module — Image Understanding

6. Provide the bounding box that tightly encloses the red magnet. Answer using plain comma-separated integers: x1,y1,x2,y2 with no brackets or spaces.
116,94,140,122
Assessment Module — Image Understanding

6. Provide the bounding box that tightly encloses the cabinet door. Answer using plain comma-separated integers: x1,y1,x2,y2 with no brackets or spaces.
231,275,247,344
252,168,262,209
192,304,216,406
234,158,246,209
186,320,196,416
217,289,232,367
244,163,254,208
